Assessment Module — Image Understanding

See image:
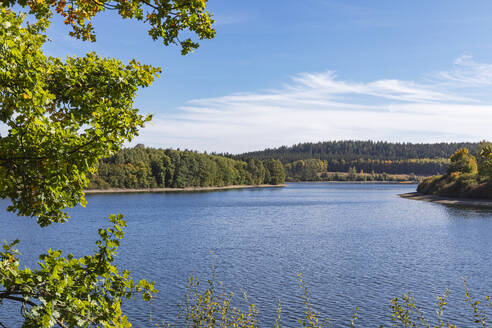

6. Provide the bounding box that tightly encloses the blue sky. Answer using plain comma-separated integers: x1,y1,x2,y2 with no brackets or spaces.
43,0,492,153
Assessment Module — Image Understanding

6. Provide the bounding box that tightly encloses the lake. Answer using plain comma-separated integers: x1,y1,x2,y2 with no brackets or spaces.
2,183,492,327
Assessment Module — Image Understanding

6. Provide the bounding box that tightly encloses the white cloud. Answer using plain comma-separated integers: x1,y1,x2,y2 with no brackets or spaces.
134,56,492,153
433,55,492,87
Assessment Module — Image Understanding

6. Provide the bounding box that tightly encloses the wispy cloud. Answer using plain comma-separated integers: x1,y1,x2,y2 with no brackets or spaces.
135,56,492,153
433,55,492,87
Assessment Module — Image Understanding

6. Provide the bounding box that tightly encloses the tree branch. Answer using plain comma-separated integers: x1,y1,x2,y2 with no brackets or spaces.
0,294,37,307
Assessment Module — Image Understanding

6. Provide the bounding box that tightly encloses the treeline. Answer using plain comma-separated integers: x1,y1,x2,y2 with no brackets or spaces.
236,140,479,163
88,145,285,189
284,159,423,182
284,158,448,178
231,140,482,177
319,171,418,182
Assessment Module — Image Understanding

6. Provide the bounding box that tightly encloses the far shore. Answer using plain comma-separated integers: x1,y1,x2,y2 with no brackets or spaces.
288,180,418,184
85,184,286,194
399,192,492,208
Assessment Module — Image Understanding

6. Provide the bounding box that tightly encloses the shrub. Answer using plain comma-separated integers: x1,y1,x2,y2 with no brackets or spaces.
478,145,492,178
448,148,478,175
417,175,444,194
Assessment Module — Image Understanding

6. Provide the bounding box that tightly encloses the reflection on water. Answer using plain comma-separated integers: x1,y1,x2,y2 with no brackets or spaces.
444,205,492,218
1,183,492,327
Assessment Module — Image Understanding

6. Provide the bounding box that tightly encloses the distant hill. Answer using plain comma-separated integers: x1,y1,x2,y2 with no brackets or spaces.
235,141,480,163
233,141,481,177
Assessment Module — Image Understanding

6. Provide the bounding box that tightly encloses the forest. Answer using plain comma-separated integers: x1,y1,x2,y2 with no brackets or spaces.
233,141,482,178
236,140,480,162
417,142,492,199
283,157,448,180
88,145,286,189
284,159,422,182
89,142,482,188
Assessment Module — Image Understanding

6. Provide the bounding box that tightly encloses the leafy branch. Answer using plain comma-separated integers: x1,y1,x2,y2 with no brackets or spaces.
0,214,157,328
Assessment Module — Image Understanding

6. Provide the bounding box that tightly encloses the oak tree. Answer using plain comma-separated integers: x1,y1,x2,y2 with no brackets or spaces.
0,0,215,326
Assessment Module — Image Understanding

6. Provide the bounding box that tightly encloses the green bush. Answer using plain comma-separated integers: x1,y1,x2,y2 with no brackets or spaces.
417,175,444,194
478,144,492,178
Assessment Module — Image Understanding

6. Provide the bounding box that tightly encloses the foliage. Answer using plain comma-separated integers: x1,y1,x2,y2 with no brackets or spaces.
347,166,357,180
246,159,267,185
263,159,285,185
154,271,331,328
389,280,492,328
248,154,452,178
88,146,286,189
1,0,215,324
0,214,157,328
417,145,492,199
478,143,492,178
447,148,478,175
296,273,330,328
1,0,215,55
389,290,456,327
155,269,492,328
236,140,479,163
417,175,444,195
285,159,421,182
0,8,160,226
284,159,327,181
314,158,448,176
234,141,488,177
416,173,492,198
177,275,259,328
91,145,433,185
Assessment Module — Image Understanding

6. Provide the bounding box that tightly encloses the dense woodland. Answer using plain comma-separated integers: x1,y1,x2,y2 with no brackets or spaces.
284,159,422,182
236,141,480,162
88,145,285,189
418,142,492,199
234,141,481,178
90,142,486,188
283,158,447,180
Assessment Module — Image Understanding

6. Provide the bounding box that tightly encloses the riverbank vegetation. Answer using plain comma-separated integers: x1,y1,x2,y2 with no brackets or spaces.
87,146,427,187
90,143,451,188
88,145,285,189
418,143,492,199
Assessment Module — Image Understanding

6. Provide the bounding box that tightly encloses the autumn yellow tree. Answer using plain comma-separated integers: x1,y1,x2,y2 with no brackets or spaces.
447,148,478,175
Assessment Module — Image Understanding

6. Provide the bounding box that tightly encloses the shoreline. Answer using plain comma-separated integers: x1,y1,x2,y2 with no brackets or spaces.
399,192,492,208
85,184,286,194
288,181,418,184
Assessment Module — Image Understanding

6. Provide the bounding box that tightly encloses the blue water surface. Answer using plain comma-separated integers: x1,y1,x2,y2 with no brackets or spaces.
2,183,492,327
